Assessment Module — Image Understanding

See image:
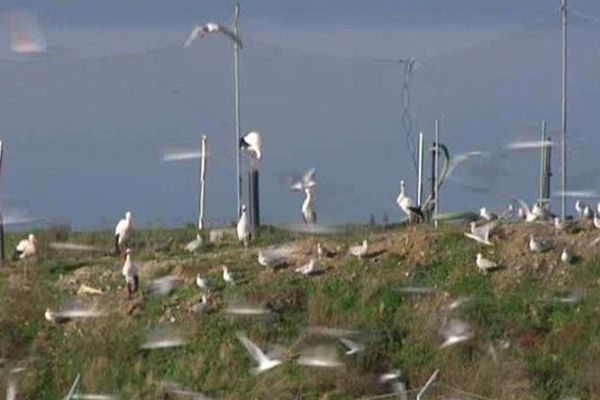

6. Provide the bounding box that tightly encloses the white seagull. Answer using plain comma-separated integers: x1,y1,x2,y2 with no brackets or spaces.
196,274,209,290
479,207,498,221
222,266,235,285
122,248,140,299
237,204,250,246
295,259,317,275
114,211,133,254
529,235,554,253
239,131,262,160
13,233,36,260
575,200,585,219
236,333,282,374
301,187,317,224
348,240,368,259
561,248,573,264
512,197,538,222
476,253,498,274
183,22,243,49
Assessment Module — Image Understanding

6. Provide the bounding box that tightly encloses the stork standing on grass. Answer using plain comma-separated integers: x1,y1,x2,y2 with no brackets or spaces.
237,204,250,246
301,187,317,224
122,248,139,299
396,180,422,223
114,211,133,254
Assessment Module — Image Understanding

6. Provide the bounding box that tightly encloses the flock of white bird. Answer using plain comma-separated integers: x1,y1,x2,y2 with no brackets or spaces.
3,18,596,400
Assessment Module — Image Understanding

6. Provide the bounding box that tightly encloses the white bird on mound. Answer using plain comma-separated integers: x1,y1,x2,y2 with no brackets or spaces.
223,266,235,285
184,234,203,252
575,200,585,219
236,332,282,374
554,217,574,232
258,246,294,268
561,248,573,264
348,240,368,259
122,248,140,299
114,211,133,254
529,235,553,253
301,188,317,224
239,131,262,160
594,215,600,230
295,259,316,275
479,207,498,221
396,180,422,221
476,253,498,274
512,197,538,222
13,233,36,260
317,242,336,259
196,274,209,290
583,204,593,220
183,22,243,49
237,204,250,246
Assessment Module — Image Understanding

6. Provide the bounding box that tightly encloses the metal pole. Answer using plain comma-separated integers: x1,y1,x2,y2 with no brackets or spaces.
560,0,567,219
0,140,6,267
233,3,242,219
545,136,552,203
198,135,207,231
539,121,547,204
0,141,5,265
434,120,440,227
417,132,424,206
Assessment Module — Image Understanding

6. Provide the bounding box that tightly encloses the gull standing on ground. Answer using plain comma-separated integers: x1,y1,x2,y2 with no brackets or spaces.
236,333,282,374
13,233,36,260
554,217,575,232
594,214,600,229
183,22,243,49
396,180,422,222
122,248,139,299
239,131,262,161
561,248,573,264
512,197,538,222
196,274,210,290
479,207,498,221
237,204,250,246
301,187,317,224
317,242,336,259
114,211,133,254
476,253,498,274
223,266,235,285
295,259,316,275
348,240,368,259
529,234,554,253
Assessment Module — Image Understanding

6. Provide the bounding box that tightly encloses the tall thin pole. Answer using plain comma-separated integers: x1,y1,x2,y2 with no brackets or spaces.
417,132,424,206
560,0,568,219
0,141,5,265
434,120,440,227
198,135,208,232
233,3,242,218
539,121,547,204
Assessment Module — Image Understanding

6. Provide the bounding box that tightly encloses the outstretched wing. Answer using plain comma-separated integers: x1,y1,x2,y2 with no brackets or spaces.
183,25,205,48
237,333,268,364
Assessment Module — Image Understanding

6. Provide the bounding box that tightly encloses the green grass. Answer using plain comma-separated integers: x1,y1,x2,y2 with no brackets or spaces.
1,224,600,399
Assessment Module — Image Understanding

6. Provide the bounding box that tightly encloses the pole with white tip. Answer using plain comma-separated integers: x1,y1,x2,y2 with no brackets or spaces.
198,135,208,232
233,3,242,219
416,369,439,400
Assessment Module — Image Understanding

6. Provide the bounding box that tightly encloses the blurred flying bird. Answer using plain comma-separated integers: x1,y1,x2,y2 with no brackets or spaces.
140,328,188,350
440,319,474,348
236,332,283,374
339,337,365,355
298,344,344,368
184,22,243,49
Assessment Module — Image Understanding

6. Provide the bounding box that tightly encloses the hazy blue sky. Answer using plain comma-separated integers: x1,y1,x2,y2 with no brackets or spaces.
1,1,600,229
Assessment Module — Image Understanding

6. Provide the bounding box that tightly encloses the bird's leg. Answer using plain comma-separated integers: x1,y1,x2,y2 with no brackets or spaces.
133,275,139,294
114,235,121,255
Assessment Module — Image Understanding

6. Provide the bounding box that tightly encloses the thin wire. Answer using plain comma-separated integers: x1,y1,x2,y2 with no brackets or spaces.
438,384,498,400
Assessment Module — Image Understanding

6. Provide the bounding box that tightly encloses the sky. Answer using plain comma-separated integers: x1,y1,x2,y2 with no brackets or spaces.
1,1,600,230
